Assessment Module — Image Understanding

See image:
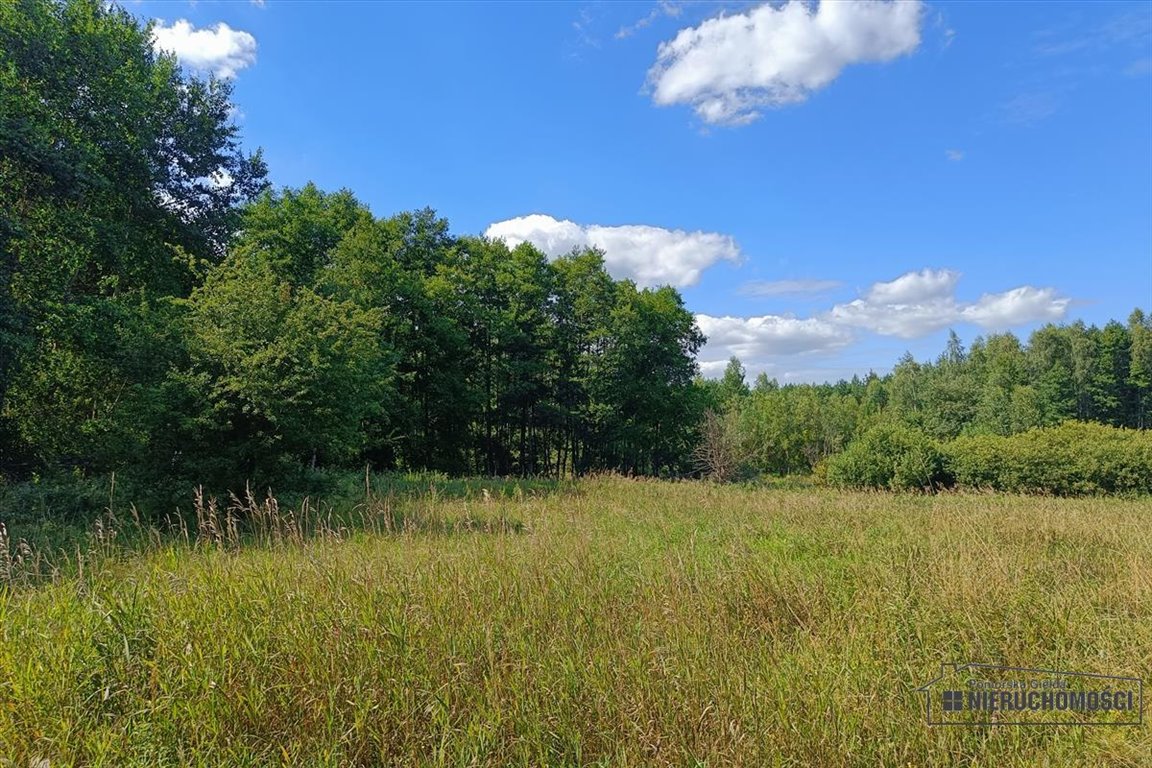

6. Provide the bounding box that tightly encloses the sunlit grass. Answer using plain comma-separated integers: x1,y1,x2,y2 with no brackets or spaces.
1,478,1149,766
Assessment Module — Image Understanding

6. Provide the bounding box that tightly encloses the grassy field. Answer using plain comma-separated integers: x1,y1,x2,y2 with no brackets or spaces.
1,477,1150,766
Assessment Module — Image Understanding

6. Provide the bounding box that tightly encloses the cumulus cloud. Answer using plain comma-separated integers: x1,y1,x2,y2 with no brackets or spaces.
647,0,923,125
697,313,853,359
695,313,854,379
484,214,741,288
959,286,1071,328
739,278,842,296
829,296,958,337
152,20,257,79
865,268,958,304
696,268,1071,379
486,215,1069,378
827,269,1069,338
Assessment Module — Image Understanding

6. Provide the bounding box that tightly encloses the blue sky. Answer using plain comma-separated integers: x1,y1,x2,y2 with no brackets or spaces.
142,0,1152,382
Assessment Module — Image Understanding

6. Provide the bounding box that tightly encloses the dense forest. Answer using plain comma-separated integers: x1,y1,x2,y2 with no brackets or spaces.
1,0,1148,505
0,0,705,495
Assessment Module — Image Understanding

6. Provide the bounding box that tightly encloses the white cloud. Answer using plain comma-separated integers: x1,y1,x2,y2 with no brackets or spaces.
695,313,854,367
865,268,957,304
945,148,964,161
829,296,958,338
696,268,1072,380
960,286,1071,329
699,358,872,384
486,214,586,257
647,0,923,125
485,214,741,288
827,269,1069,338
739,278,842,296
152,20,257,79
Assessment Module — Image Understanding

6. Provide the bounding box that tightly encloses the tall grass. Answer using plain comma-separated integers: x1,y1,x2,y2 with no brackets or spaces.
1,478,1149,766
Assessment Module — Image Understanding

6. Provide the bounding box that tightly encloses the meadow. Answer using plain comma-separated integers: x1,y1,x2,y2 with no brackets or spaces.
1,476,1150,766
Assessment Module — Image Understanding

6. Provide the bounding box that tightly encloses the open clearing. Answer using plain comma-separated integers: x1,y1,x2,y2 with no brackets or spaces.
2,478,1150,766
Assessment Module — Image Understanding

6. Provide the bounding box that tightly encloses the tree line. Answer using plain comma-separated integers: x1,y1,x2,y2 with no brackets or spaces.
697,315,1152,486
0,0,705,496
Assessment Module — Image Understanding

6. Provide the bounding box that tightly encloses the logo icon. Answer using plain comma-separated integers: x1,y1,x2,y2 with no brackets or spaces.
918,663,1143,726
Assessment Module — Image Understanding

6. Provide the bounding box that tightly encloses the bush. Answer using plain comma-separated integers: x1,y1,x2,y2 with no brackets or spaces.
945,421,1152,495
692,410,750,482
825,423,947,491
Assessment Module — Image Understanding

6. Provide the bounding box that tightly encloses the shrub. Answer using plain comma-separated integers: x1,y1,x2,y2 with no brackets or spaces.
692,410,751,482
825,423,946,491
945,421,1152,495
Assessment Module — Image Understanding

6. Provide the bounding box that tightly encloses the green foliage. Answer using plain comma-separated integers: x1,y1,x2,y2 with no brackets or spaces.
183,254,390,484
236,184,372,285
711,314,1151,493
324,206,470,472
890,322,1148,436
825,423,947,491
0,0,266,478
726,378,878,476
5,295,184,471
822,421,1151,496
163,191,706,484
1127,309,1152,429
717,356,749,404
945,422,1152,496
590,283,705,474
0,471,119,549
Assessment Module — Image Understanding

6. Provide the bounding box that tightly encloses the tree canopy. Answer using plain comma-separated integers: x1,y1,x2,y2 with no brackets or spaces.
0,0,708,492
697,313,1152,481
